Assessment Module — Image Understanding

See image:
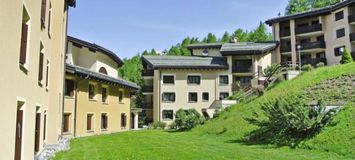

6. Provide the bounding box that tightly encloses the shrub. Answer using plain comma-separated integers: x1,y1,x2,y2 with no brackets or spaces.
245,95,337,146
301,64,314,71
173,109,205,130
315,62,325,68
263,64,281,77
340,48,353,64
148,121,166,130
213,108,223,119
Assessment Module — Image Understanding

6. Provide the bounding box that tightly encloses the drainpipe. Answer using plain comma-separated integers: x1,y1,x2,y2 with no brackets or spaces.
158,70,161,122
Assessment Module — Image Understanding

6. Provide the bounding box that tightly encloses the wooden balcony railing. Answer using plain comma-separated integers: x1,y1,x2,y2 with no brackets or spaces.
295,24,322,35
280,30,291,37
298,41,326,50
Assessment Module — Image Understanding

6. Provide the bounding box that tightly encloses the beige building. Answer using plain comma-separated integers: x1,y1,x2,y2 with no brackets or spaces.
141,42,278,123
0,0,75,159
64,36,140,137
265,0,355,66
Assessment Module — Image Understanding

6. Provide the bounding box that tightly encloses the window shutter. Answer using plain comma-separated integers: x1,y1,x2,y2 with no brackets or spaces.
38,53,44,81
41,0,47,27
20,23,28,64
87,115,91,130
45,62,49,87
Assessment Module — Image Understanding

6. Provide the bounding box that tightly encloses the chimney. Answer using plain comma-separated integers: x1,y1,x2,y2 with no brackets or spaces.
231,37,238,43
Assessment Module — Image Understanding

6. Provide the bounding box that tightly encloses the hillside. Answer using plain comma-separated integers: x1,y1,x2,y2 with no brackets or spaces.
193,63,355,156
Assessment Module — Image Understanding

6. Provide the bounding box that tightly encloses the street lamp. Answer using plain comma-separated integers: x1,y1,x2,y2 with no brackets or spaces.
297,44,301,72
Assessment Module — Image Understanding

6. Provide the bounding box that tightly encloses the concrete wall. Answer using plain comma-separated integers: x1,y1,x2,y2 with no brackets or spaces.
0,0,69,159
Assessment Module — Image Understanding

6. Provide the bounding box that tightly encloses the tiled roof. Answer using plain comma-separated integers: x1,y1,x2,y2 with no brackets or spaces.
220,42,278,55
142,55,228,70
67,36,123,67
66,64,140,90
265,0,355,25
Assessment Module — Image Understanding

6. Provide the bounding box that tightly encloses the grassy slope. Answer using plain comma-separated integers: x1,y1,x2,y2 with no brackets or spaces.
55,63,355,160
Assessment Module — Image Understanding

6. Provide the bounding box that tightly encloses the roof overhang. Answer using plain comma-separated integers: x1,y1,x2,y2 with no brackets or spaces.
67,0,76,7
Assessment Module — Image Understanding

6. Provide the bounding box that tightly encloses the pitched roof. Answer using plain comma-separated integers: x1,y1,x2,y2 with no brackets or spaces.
67,36,123,67
265,0,355,25
187,43,223,49
142,55,228,70
220,42,278,55
66,64,140,90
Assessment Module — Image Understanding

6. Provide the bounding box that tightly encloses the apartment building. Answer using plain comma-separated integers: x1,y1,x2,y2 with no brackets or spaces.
266,0,355,66
141,42,278,123
64,36,140,137
0,0,75,159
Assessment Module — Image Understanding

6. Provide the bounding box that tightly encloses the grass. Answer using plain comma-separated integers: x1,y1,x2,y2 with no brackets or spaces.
55,63,355,160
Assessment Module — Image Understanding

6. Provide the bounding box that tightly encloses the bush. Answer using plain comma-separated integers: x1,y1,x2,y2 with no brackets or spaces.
173,109,205,130
148,121,166,130
301,64,314,71
263,64,281,77
340,48,353,64
315,62,325,68
245,95,337,146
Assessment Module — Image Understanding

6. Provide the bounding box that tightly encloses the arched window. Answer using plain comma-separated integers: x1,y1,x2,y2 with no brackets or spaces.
99,67,107,75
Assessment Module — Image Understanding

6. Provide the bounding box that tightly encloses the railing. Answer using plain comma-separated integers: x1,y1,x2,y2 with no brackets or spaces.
280,30,291,37
301,58,327,66
348,14,355,24
280,45,292,53
141,102,153,109
350,33,355,42
142,69,154,77
141,86,153,93
298,41,326,50
232,66,253,73
295,24,322,35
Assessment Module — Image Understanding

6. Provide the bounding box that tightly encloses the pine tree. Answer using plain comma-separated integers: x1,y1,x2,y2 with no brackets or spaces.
221,32,231,43
311,0,339,9
233,29,249,42
340,48,353,64
248,22,272,42
206,33,217,43
285,0,310,15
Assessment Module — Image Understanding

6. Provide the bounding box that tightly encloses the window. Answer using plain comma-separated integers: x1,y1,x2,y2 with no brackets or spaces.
233,60,253,73
162,110,173,120
202,92,209,101
121,113,127,128
43,111,47,140
89,84,95,99
334,46,345,56
65,79,75,97
187,75,201,84
316,52,326,59
45,60,49,88
87,114,93,131
101,113,108,130
20,7,30,66
219,92,229,100
38,44,44,83
99,67,107,75
188,92,198,103
317,36,324,41
118,90,124,103
101,87,108,103
162,92,175,102
48,2,52,36
63,113,70,133
335,11,344,21
336,28,345,38
219,75,229,85
41,0,47,28
162,75,174,84
235,77,252,86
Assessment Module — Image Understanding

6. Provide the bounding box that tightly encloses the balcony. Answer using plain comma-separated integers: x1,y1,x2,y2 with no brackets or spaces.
141,102,153,109
350,33,355,42
280,30,291,37
280,45,292,53
349,14,355,24
142,69,154,77
141,86,153,93
232,66,253,73
295,24,322,35
301,58,327,66
298,41,326,51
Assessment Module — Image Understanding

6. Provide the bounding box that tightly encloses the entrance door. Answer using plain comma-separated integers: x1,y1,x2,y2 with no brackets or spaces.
34,113,41,153
15,109,23,160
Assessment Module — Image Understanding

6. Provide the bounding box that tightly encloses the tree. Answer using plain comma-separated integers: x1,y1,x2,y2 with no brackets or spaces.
285,0,311,15
221,32,231,43
311,0,339,9
340,48,353,64
247,22,273,42
204,33,217,43
173,109,205,130
233,29,249,42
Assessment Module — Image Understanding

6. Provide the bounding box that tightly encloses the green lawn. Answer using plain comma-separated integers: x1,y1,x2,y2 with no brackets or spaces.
54,130,351,160
55,63,355,160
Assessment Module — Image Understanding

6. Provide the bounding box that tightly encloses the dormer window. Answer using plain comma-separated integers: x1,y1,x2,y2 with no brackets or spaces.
202,49,209,56
99,67,107,75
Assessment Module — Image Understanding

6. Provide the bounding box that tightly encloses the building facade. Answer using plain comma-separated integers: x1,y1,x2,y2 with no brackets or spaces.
266,0,355,66
64,36,140,137
141,42,278,123
0,0,75,159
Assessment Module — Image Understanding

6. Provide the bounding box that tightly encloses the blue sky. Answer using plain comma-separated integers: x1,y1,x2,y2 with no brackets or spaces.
68,0,289,59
